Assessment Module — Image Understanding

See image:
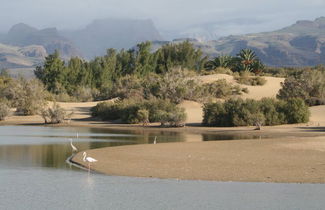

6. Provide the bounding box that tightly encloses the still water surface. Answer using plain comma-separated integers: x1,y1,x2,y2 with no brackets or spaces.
0,125,325,210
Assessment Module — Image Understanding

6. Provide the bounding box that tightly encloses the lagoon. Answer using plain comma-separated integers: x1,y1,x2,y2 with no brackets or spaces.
0,125,325,210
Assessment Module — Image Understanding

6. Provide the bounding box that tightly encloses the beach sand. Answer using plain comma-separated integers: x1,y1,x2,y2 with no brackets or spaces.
72,136,325,183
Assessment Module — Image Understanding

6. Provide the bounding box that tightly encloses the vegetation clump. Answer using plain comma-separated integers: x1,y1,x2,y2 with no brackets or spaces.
0,101,10,121
203,98,310,127
91,98,187,127
205,49,265,74
234,71,267,86
277,69,325,106
40,103,70,124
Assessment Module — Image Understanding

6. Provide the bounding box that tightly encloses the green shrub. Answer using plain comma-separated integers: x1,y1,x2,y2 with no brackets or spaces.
136,109,149,125
91,98,187,127
283,98,310,124
201,79,246,100
15,79,48,115
277,70,325,106
235,72,267,86
203,98,310,127
0,101,10,120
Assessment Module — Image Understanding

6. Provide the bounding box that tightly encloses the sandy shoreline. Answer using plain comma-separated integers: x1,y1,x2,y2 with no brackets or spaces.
72,136,325,183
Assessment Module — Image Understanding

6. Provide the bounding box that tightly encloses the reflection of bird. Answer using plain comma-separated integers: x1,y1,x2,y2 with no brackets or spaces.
69,138,78,152
83,152,98,173
153,136,157,144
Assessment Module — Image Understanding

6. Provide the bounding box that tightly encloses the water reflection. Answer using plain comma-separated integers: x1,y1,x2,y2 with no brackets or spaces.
0,126,280,170
0,126,188,170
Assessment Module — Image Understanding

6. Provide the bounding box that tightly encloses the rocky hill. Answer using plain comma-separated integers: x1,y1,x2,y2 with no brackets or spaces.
155,17,325,67
1,23,81,59
0,43,46,69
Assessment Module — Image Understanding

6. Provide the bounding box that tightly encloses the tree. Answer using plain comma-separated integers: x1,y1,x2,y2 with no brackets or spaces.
15,78,48,115
0,101,10,120
204,55,233,70
136,109,149,126
35,50,67,94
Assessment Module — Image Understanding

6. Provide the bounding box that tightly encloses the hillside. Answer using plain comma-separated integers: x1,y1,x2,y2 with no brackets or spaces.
0,43,46,69
154,17,325,67
62,18,163,58
1,23,80,59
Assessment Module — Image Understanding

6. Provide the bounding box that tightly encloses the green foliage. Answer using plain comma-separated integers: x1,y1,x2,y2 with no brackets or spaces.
283,98,310,124
0,101,10,120
14,78,48,115
91,98,187,127
203,98,310,127
235,72,267,86
202,79,246,99
204,49,265,74
277,69,325,106
35,41,206,101
136,109,149,125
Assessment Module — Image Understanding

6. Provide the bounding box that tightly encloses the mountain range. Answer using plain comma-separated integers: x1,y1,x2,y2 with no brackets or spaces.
1,17,325,72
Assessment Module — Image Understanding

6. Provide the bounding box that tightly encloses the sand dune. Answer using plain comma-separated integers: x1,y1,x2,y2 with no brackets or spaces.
183,74,285,124
197,74,285,99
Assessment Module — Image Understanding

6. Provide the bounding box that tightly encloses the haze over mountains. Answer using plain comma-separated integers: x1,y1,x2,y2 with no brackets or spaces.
62,18,162,58
0,17,325,71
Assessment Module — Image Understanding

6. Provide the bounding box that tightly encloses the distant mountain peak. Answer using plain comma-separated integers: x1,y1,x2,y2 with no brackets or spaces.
8,23,38,36
3,23,80,58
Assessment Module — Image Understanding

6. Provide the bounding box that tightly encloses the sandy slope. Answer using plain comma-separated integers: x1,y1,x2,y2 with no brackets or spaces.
197,74,285,100
309,105,325,126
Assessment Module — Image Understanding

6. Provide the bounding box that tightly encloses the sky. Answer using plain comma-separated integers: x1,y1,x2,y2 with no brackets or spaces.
1,0,325,38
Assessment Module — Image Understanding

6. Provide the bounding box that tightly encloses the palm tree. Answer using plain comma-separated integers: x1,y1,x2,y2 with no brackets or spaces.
204,55,233,70
238,49,257,72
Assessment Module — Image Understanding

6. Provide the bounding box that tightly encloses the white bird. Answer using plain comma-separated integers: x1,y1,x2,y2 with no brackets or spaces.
153,136,157,144
69,138,78,153
83,152,98,173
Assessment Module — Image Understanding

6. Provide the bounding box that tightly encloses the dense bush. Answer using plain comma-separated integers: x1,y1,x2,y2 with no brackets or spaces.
235,72,267,86
203,98,310,127
277,70,325,106
91,98,187,127
13,79,48,115
0,101,10,120
1,75,48,115
202,79,246,99
40,103,69,124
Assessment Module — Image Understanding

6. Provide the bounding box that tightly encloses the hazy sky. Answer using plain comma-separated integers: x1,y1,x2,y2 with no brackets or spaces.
1,0,325,36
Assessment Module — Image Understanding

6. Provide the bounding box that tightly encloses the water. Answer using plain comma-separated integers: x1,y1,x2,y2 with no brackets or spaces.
1,125,325,210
